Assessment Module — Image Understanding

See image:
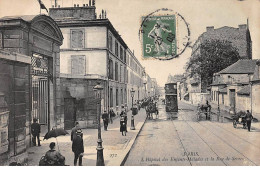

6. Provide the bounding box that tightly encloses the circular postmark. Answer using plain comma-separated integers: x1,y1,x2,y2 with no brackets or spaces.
139,8,191,61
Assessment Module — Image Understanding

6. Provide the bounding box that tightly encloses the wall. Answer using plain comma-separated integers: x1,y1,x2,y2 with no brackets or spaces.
60,26,107,49
60,50,107,76
236,94,250,112
0,54,30,165
252,83,260,119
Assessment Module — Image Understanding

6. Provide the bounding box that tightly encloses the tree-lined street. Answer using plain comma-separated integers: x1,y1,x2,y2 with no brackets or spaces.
124,101,260,166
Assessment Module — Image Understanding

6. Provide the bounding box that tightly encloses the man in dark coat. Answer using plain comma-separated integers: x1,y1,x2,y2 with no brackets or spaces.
246,110,253,132
102,111,109,131
72,129,84,166
71,121,82,141
31,118,41,146
108,108,115,124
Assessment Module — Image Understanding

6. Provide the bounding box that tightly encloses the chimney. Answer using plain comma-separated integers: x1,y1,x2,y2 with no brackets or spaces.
77,4,79,7
89,0,91,6
102,10,104,19
93,0,95,6
105,10,107,18
206,26,214,32
83,4,85,7
238,24,247,31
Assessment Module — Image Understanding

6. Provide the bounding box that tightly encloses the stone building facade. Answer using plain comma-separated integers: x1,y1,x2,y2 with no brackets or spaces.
49,4,155,129
210,60,257,114
0,15,63,164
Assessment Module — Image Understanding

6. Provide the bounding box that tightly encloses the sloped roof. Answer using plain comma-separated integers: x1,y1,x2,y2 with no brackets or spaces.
219,59,257,74
237,85,250,95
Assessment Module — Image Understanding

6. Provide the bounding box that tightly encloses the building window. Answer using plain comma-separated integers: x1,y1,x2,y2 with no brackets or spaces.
124,50,126,63
222,94,224,104
120,46,123,60
121,88,123,105
115,41,118,56
110,88,113,107
116,89,119,106
71,29,84,48
71,55,85,75
120,65,122,82
108,35,113,51
115,62,118,81
108,59,113,79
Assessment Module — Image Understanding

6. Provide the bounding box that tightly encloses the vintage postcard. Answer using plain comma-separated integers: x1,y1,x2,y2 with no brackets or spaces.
0,0,259,166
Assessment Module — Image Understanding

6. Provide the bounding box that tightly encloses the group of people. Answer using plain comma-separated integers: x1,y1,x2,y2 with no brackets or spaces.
37,121,84,166
101,106,129,136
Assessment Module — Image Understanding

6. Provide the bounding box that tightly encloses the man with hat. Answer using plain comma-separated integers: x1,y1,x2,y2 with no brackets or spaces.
72,129,84,166
31,118,41,146
71,121,82,141
102,110,109,131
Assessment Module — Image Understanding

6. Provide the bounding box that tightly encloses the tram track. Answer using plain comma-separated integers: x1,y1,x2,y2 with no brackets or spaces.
175,112,227,166
178,110,257,166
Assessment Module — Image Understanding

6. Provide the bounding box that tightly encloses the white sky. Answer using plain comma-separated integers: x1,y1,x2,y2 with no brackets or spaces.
0,0,259,86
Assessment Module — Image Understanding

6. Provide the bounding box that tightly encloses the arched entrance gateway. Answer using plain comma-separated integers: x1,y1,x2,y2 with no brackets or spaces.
0,14,63,164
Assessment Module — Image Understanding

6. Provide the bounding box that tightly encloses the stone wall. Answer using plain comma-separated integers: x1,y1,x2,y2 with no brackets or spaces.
0,56,30,165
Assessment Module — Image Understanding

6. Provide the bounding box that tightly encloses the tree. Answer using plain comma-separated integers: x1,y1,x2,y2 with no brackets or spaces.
186,39,240,92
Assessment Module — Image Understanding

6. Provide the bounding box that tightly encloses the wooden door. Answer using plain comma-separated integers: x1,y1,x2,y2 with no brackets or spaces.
229,89,236,113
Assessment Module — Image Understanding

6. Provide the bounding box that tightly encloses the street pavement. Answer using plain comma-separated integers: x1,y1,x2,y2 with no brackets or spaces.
124,100,260,166
27,108,147,166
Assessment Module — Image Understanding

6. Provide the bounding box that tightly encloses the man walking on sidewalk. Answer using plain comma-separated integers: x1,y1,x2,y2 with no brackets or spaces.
109,108,115,124
72,129,84,166
102,110,109,131
246,110,253,132
31,118,41,146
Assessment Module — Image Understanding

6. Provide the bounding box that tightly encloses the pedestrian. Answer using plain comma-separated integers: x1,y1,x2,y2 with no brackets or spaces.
31,118,41,146
102,110,109,131
72,129,84,166
109,108,115,124
44,142,65,166
246,110,253,132
71,121,82,141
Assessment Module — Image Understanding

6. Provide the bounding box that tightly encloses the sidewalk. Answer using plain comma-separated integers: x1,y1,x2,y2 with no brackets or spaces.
27,108,147,166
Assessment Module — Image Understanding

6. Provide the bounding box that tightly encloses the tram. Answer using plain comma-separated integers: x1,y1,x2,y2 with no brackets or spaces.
165,83,178,112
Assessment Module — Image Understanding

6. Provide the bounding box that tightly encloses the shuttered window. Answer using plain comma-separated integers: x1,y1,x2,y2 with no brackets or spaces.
71,55,85,75
71,29,84,48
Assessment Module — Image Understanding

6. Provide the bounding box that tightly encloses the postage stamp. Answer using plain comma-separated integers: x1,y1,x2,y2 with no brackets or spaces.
142,15,177,58
139,8,191,60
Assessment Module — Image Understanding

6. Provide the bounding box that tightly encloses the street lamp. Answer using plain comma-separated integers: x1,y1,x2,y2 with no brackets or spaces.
93,82,105,166
130,88,135,130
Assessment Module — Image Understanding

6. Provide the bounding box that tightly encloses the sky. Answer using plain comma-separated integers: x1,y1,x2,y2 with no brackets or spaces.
0,0,259,86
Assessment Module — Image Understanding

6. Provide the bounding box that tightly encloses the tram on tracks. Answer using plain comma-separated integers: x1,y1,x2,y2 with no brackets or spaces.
165,83,178,112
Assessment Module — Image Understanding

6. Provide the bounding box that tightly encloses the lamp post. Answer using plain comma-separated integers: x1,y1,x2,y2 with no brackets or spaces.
93,82,105,166
130,88,135,130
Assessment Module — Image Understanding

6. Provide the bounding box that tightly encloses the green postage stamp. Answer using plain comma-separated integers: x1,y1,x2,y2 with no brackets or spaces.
142,15,177,59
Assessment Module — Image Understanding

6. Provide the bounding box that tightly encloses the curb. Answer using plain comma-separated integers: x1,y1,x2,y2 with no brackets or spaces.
120,116,147,166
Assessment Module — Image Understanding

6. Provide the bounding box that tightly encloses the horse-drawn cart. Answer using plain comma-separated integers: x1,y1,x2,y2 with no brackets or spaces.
232,111,247,129
197,104,211,121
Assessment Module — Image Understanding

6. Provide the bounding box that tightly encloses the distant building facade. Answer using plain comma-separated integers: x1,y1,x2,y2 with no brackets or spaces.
210,59,257,115
186,24,252,105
